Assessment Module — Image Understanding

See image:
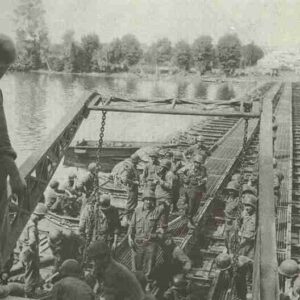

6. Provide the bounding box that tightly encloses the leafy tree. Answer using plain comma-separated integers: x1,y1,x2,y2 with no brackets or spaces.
107,38,123,65
148,38,173,65
81,34,101,72
14,0,49,70
217,34,242,76
242,43,264,66
192,35,214,74
173,40,192,71
121,34,143,66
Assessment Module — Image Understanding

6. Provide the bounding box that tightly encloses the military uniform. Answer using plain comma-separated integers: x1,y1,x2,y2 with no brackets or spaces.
96,259,145,300
239,213,256,259
45,189,66,213
121,159,140,220
20,219,41,296
128,205,164,279
142,161,160,191
182,165,207,218
49,232,84,273
81,172,98,198
274,169,284,206
155,170,174,228
171,160,184,211
51,276,95,300
184,143,210,162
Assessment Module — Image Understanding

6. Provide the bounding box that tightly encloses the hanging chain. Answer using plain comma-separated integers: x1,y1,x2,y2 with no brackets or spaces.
97,110,107,169
230,117,249,300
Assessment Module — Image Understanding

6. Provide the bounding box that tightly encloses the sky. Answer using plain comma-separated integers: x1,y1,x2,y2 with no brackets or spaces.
1,0,300,49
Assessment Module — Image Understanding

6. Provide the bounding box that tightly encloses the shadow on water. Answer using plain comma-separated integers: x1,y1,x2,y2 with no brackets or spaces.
215,83,235,100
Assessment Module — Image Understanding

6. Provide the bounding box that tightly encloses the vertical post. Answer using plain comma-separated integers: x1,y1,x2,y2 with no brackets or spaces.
253,88,280,299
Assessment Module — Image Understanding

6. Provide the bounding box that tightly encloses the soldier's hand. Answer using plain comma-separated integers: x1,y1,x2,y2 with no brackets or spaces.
9,173,26,200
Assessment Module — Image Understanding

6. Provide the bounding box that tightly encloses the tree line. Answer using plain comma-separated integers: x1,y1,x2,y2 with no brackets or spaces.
13,0,264,76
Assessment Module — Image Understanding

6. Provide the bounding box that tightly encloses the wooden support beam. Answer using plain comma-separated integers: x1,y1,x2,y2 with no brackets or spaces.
253,84,281,300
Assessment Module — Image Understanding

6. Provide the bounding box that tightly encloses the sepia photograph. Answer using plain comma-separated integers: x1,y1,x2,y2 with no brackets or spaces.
0,0,299,299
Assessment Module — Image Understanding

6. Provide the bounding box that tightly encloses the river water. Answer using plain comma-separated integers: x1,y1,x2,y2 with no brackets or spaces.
1,72,253,166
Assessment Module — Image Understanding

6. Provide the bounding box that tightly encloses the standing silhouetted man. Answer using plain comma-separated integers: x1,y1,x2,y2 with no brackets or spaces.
0,34,26,270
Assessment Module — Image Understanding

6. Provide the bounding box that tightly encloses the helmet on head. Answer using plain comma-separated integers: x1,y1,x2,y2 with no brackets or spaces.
242,184,257,196
164,150,173,158
225,181,240,192
231,173,241,182
50,180,59,189
99,194,111,210
148,149,159,158
88,162,97,172
131,153,140,163
49,229,63,243
160,159,171,169
68,172,77,179
273,158,277,168
242,194,257,209
33,203,47,216
173,151,183,161
194,155,204,163
87,240,111,259
142,190,156,201
215,253,232,271
196,136,204,143
278,259,299,278
60,259,82,277
172,274,187,288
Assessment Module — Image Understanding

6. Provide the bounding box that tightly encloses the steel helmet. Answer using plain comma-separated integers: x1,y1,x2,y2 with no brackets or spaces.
49,229,63,243
173,151,183,160
87,240,110,259
142,189,156,201
215,253,232,271
68,172,77,179
225,181,240,192
88,162,97,172
278,259,299,278
293,276,300,295
131,153,140,163
33,203,47,216
60,259,82,277
273,158,277,168
172,274,188,288
242,184,257,196
148,149,159,158
231,173,241,182
50,180,59,189
194,154,204,163
242,194,258,209
196,136,204,143
160,159,172,169
99,194,111,209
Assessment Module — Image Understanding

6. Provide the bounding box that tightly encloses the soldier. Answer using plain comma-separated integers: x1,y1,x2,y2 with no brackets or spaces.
171,151,185,213
278,259,299,292
45,180,66,213
273,115,278,151
281,276,300,300
155,159,174,229
79,194,120,252
81,163,99,198
215,253,252,300
142,149,160,191
242,183,257,197
60,172,78,197
274,158,284,207
48,229,84,273
0,35,26,270
152,232,192,297
128,189,165,286
223,181,240,253
239,194,257,259
182,155,207,229
120,153,140,223
50,259,95,300
87,240,145,300
20,203,47,297
184,136,210,163
163,274,191,300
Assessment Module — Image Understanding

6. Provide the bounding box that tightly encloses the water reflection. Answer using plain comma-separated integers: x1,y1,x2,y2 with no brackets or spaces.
0,72,253,165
